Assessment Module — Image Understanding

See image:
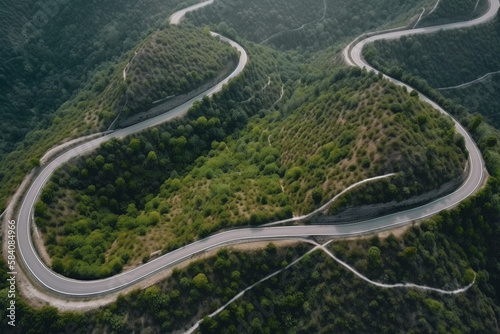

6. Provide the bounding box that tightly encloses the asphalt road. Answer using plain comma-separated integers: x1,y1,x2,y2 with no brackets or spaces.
15,3,248,297
15,0,496,298
168,0,214,25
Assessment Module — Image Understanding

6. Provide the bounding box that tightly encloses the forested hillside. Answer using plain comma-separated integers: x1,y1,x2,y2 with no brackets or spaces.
0,0,195,212
417,0,489,27
441,74,500,129
186,0,429,52
3,0,500,333
0,0,193,160
365,16,500,128
202,177,500,333
36,67,467,279
2,177,500,333
122,26,238,115
0,1,236,211
52,25,239,130
34,42,283,279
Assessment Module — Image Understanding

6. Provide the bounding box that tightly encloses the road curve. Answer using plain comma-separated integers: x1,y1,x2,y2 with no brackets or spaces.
344,0,499,222
15,1,496,298
16,2,247,298
169,0,214,25
346,0,500,68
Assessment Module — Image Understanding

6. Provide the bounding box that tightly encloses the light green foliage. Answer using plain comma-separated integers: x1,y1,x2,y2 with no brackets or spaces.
368,246,382,269
193,273,209,289
464,268,476,284
424,298,443,311
37,69,467,275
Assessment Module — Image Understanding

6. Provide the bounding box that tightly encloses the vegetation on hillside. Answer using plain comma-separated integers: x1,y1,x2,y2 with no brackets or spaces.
203,184,500,333
186,0,428,52
0,0,190,163
0,20,236,213
361,8,500,183
364,16,500,128
121,26,239,115
3,0,500,332
417,0,489,27
367,17,500,88
36,67,467,279
442,75,500,129
32,42,283,279
0,243,314,333
2,173,500,333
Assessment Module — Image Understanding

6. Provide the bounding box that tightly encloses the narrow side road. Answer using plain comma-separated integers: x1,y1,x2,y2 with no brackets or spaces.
184,238,475,334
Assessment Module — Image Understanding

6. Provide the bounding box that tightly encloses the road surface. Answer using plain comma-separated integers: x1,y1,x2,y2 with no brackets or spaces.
14,0,496,298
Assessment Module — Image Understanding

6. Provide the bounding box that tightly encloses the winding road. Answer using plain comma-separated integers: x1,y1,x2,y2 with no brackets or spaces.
12,0,497,298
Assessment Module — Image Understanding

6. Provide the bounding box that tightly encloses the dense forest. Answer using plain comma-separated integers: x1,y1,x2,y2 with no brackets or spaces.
1,176,500,333
365,16,500,128
122,26,239,115
417,0,489,27
186,0,429,52
440,74,500,129
34,41,283,279
2,0,500,333
0,0,193,159
0,0,203,212
0,0,234,211
202,175,500,333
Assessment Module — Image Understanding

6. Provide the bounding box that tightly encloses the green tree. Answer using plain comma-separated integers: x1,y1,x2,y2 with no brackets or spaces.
312,188,323,204
129,138,141,152
147,151,158,162
193,273,209,290
200,316,218,334
368,246,382,269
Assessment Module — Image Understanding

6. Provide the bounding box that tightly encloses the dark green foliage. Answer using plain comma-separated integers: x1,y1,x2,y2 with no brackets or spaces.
418,0,489,27
363,13,500,186
0,0,220,212
3,182,500,333
187,0,425,52
441,74,500,129
3,0,500,332
332,177,500,304
0,0,188,165
122,26,238,114
3,243,312,334
206,179,500,333
370,21,500,88
367,16,500,128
